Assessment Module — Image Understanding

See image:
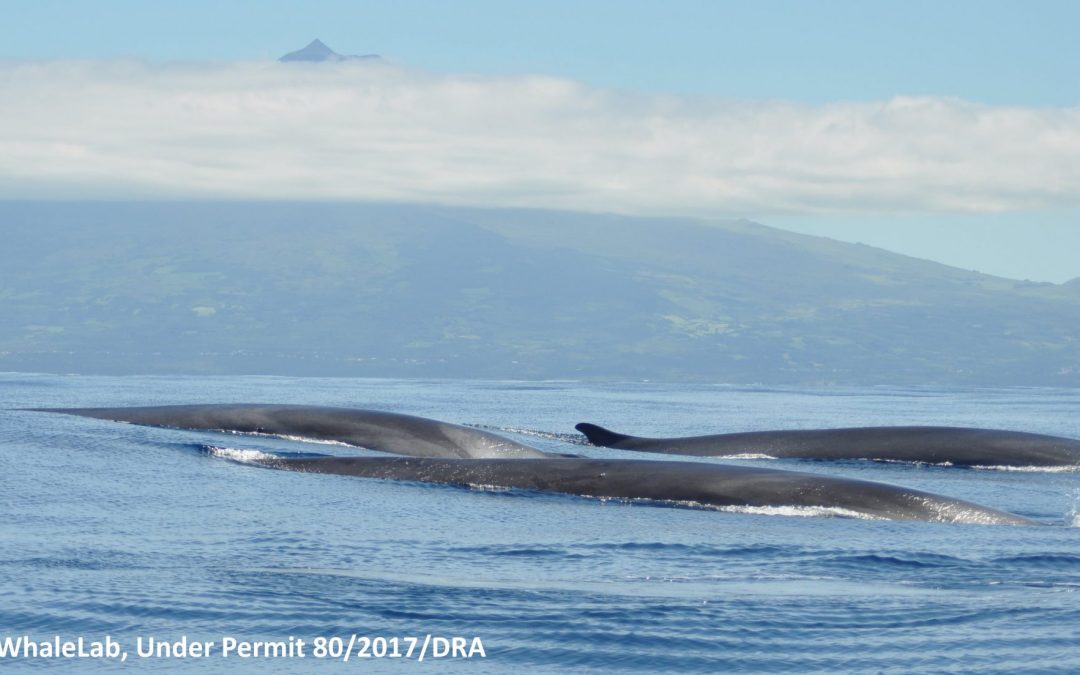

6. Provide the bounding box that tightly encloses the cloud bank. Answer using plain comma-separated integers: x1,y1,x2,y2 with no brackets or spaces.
2,59,1079,216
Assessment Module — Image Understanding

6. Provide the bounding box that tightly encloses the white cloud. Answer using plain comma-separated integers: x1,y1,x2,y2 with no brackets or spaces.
2,59,1079,216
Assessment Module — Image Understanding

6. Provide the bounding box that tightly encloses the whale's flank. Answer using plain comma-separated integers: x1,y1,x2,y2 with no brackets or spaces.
244,454,1038,526
35,404,552,459
575,422,1080,467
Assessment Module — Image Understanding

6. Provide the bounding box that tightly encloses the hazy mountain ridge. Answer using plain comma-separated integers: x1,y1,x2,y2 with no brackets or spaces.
278,39,379,63
2,201,1078,384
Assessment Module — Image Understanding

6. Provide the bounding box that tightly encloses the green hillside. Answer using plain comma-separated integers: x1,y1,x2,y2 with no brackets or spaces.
2,201,1079,385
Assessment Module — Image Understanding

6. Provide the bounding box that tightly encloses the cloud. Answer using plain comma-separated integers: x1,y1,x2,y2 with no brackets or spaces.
2,59,1079,216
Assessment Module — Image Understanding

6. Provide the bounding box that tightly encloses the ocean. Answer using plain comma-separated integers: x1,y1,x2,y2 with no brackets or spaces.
1,373,1078,672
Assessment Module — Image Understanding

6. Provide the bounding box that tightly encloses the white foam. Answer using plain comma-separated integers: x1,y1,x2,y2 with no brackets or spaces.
589,495,881,520
220,429,354,447
970,464,1080,473
465,483,513,492
711,504,882,520
873,458,955,467
206,445,278,463
874,458,1079,473
1067,489,1080,528
713,453,779,460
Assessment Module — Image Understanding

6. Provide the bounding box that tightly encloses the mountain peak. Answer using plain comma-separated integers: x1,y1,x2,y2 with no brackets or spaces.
302,39,333,54
278,39,380,63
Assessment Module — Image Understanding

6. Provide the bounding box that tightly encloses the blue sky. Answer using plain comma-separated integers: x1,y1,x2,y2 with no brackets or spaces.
6,0,1079,105
3,0,1079,281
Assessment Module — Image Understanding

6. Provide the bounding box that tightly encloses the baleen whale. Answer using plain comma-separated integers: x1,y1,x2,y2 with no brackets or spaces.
36,404,553,459
238,453,1037,525
576,423,1080,467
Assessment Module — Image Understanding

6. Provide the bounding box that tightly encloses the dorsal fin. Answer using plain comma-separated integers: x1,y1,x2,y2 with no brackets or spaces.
575,422,632,447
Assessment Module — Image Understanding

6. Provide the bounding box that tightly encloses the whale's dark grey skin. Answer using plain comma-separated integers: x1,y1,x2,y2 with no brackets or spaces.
576,423,1080,467
35,405,552,459
241,454,1037,525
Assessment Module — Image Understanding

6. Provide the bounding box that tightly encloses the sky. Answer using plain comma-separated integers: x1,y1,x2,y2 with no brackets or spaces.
2,0,1079,282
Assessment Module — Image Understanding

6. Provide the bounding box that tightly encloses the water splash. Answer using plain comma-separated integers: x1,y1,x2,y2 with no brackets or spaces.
1067,489,1080,528
712,504,882,520
972,464,1080,473
876,458,1079,473
205,445,279,463
222,429,355,447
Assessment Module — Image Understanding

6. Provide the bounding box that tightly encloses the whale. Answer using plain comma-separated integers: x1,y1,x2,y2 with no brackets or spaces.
34,404,554,459
575,423,1080,467
235,453,1037,525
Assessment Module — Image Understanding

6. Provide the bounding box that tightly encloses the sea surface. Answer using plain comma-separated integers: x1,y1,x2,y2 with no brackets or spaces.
1,374,1079,672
